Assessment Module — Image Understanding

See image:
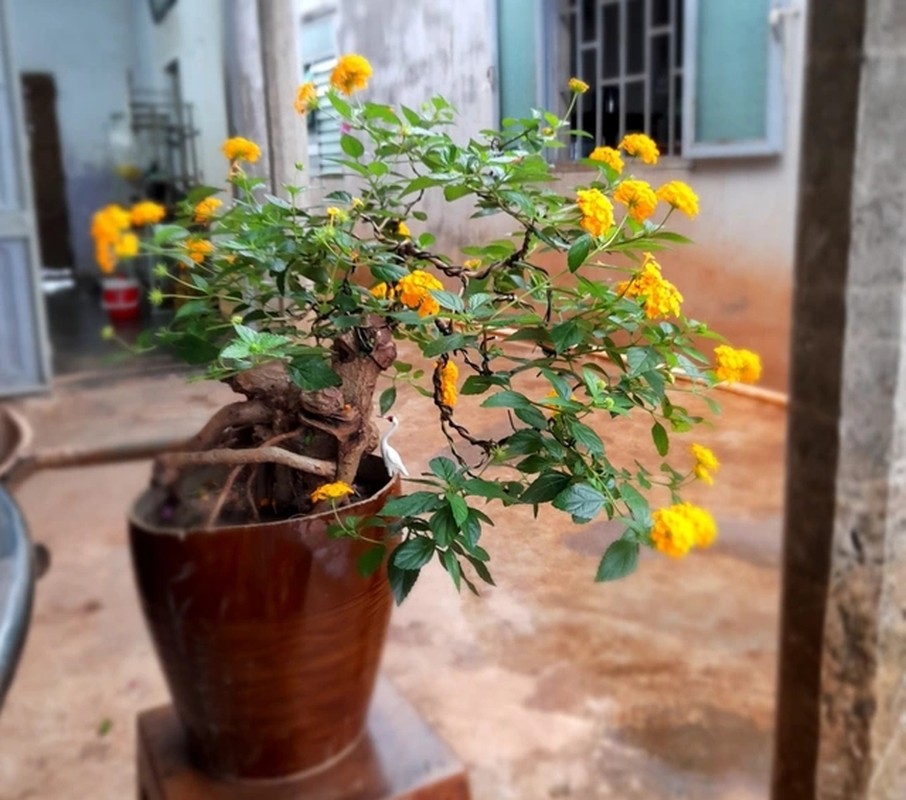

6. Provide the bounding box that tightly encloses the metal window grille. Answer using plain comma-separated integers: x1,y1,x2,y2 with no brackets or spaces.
301,11,341,178
556,0,685,158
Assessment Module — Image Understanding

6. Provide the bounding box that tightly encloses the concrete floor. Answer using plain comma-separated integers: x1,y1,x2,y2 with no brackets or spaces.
0,354,786,799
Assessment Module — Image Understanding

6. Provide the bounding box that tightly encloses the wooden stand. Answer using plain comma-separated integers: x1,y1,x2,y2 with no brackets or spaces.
137,678,471,799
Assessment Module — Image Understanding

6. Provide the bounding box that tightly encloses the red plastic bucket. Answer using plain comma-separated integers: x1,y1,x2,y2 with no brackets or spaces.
101,277,141,322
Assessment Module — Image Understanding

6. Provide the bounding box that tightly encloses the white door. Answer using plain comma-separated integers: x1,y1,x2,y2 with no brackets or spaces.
0,0,50,396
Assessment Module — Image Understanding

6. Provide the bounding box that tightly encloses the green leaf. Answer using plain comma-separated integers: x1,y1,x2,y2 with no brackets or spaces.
448,493,469,526
392,537,435,570
553,482,605,523
567,234,592,272
431,290,465,312
514,405,549,430
429,506,458,548
482,390,532,410
381,491,442,517
423,333,466,357
327,92,352,118
651,421,669,456
620,484,651,526
429,456,459,483
465,555,495,586
521,471,571,504
167,334,221,364
569,420,605,456
388,562,420,604
595,539,640,582
443,184,472,202
460,375,503,395
340,133,365,158
441,549,462,591
379,386,397,415
550,320,583,354
357,545,386,578
503,430,543,455
287,358,342,391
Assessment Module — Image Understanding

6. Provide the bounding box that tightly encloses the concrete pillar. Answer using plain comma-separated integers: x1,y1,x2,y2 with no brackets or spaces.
773,0,906,797
258,0,306,192
224,0,271,185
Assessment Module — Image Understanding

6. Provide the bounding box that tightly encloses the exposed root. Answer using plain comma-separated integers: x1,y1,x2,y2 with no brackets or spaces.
157,447,335,479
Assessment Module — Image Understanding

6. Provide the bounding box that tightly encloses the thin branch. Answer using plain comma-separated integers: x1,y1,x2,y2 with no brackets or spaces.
158,446,335,477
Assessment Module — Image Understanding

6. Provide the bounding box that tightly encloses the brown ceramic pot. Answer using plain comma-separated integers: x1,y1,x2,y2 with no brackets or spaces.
129,455,399,780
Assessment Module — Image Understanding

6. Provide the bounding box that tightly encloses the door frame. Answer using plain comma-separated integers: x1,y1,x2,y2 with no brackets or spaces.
0,0,52,396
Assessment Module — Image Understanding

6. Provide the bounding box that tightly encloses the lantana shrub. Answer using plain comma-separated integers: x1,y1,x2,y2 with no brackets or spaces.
92,54,761,602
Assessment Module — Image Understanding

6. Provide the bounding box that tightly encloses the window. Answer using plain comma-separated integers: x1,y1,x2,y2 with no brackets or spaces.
300,11,341,177
498,0,786,160
555,0,685,158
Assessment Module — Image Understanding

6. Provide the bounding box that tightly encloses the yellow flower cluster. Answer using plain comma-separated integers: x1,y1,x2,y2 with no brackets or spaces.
589,146,624,174
222,137,261,163
614,179,658,223
310,481,354,503
568,77,589,94
576,188,614,237
184,238,214,264
437,359,459,407
326,206,349,224
714,345,762,384
650,502,717,558
397,220,411,238
370,282,394,300
194,197,222,223
294,81,319,114
619,132,660,165
115,233,139,259
617,253,683,319
690,443,719,486
90,204,132,274
330,53,372,96
397,269,443,317
129,201,166,227
657,180,699,219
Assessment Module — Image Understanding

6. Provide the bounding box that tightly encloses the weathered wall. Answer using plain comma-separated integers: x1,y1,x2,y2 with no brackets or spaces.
304,0,807,389
130,0,230,189
8,0,136,273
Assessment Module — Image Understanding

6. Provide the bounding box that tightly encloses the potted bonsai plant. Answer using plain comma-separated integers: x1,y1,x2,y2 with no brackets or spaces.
90,200,166,322
105,55,761,781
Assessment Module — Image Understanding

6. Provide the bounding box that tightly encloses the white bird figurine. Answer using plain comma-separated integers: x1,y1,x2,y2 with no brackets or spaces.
380,415,410,477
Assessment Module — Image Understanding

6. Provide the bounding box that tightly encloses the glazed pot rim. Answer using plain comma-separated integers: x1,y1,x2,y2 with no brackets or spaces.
129,454,397,537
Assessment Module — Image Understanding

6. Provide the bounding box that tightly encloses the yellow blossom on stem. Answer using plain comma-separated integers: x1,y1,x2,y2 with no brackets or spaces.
327,206,349,224
616,253,682,319
619,132,660,165
437,359,459,407
194,197,223,223
222,136,261,163
714,345,762,384
397,220,411,238
589,146,624,175
294,81,319,114
656,180,699,219
651,502,718,557
90,204,132,273
568,77,589,94
690,443,719,486
613,179,658,223
397,269,443,317
310,481,354,503
114,232,139,259
130,201,166,227
463,258,482,270
576,188,614,238
184,238,214,264
370,282,394,300
330,53,372,95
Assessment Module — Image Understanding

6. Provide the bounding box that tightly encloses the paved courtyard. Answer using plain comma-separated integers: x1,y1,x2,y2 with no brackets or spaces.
0,355,786,799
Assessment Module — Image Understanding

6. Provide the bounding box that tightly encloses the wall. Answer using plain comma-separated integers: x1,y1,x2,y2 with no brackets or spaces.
331,0,806,390
131,0,229,190
8,0,137,274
